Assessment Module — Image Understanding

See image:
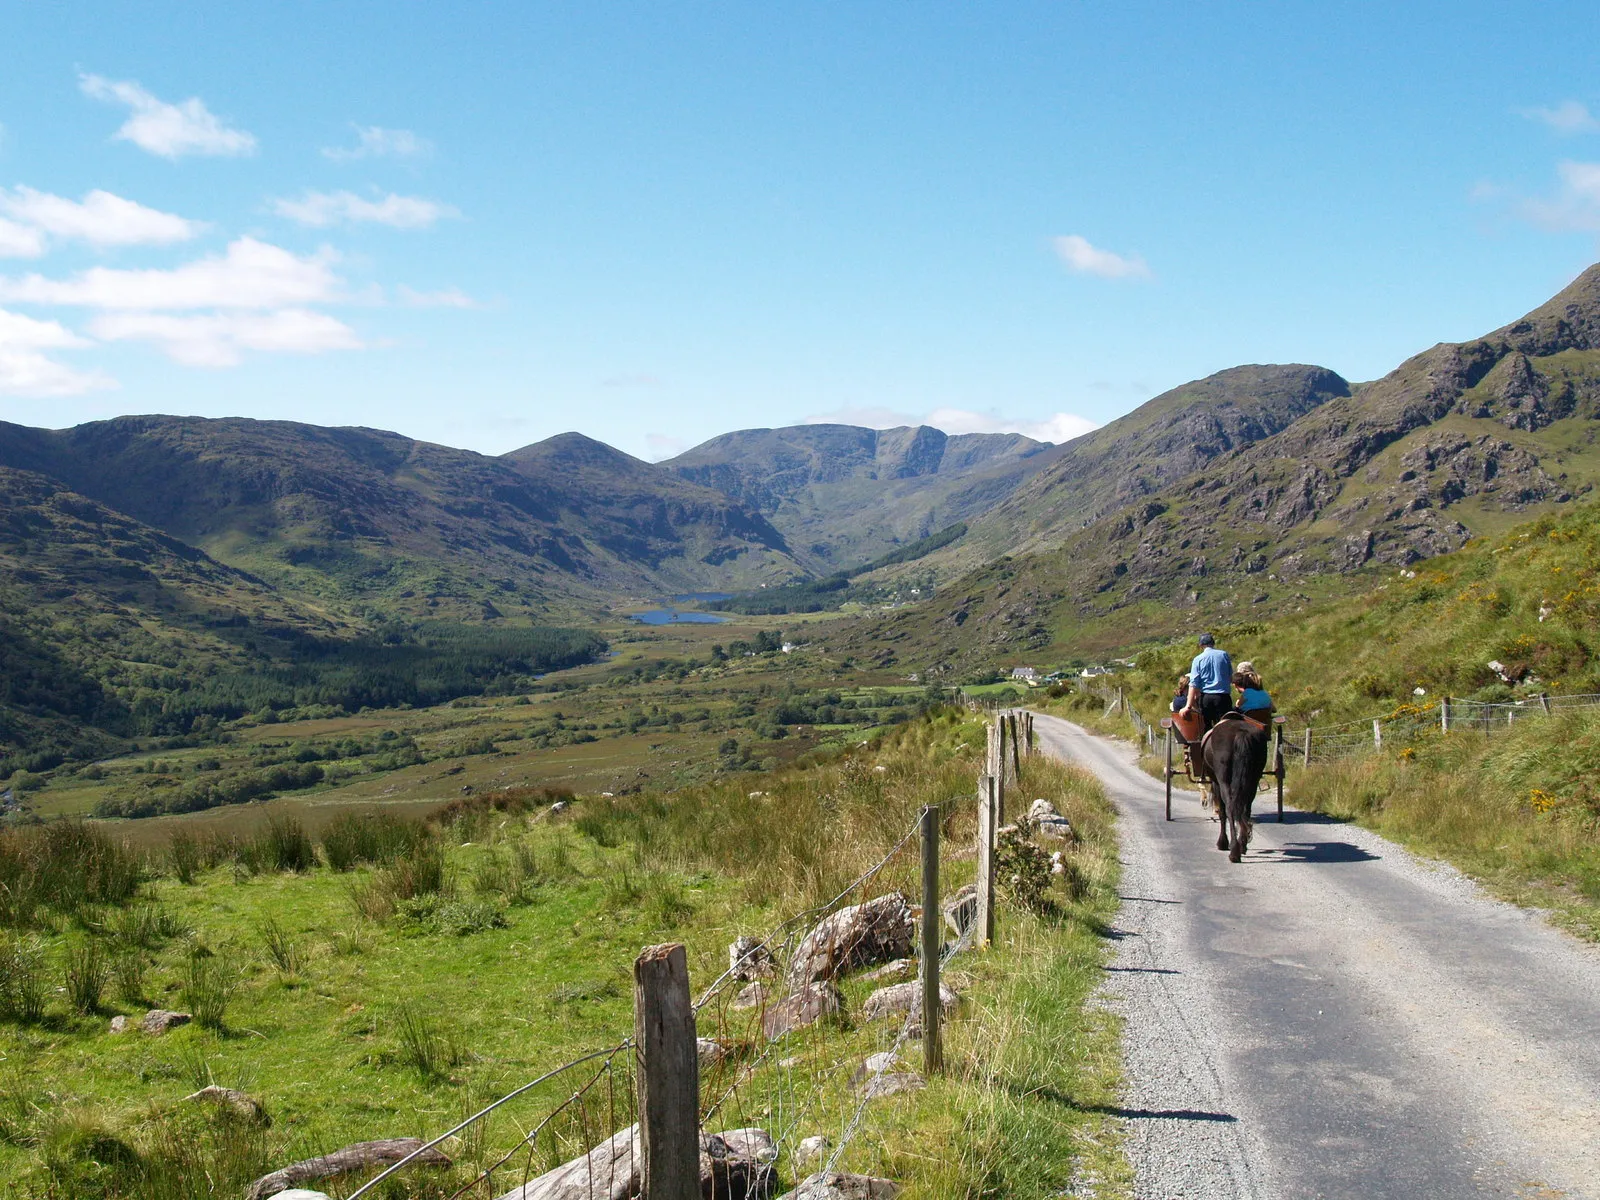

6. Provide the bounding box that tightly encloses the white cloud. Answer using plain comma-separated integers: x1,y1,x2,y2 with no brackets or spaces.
0,187,200,248
90,309,363,367
1520,101,1600,135
1052,234,1151,280
804,405,1098,445
79,73,256,159
0,216,46,258
322,125,432,161
0,307,114,396
1517,160,1600,233
0,237,343,310
271,190,458,229
396,285,476,308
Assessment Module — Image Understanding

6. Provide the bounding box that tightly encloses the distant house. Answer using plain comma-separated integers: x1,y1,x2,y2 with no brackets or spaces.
1010,666,1039,682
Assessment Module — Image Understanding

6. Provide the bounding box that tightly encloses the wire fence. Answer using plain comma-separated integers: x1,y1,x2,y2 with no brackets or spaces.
341,795,964,1200
1080,679,1600,768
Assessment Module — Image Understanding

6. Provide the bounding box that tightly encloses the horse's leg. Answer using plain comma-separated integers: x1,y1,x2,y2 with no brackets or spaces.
1215,791,1231,852
1228,799,1244,863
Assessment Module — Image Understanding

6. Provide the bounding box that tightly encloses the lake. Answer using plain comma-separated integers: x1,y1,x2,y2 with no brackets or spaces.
630,609,729,625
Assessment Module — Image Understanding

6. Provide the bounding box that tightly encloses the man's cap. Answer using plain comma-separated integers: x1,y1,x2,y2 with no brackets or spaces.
1198,632,1215,646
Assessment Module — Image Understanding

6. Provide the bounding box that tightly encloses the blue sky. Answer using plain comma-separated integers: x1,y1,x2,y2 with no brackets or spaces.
2,2,1598,460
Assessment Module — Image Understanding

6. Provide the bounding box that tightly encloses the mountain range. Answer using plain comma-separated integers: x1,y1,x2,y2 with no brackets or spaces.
3,261,1598,757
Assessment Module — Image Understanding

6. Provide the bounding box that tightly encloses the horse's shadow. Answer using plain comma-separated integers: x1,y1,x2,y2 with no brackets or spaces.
997,1079,1237,1123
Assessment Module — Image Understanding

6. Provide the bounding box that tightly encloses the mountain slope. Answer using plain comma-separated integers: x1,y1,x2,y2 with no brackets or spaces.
0,417,802,619
664,423,1061,569
838,265,1600,671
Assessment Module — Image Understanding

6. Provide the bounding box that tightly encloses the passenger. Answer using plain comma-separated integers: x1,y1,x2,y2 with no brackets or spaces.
1180,633,1234,733
1171,673,1190,714
1235,661,1274,725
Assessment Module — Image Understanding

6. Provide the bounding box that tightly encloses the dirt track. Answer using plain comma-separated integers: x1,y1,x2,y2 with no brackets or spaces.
1033,713,1600,1200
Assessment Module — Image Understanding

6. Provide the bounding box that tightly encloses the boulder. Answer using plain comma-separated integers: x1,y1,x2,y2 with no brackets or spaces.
697,1038,730,1068
858,960,912,985
788,895,914,987
492,1125,776,1200
109,1015,130,1034
729,936,775,981
942,884,977,938
860,1072,925,1100
247,1139,450,1200
761,983,842,1040
185,1084,270,1125
731,982,769,1010
1027,800,1075,842
779,1173,901,1200
142,1009,192,1035
793,1135,830,1170
860,981,957,1024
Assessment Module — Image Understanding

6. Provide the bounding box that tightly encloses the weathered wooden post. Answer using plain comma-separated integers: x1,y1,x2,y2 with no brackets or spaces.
1538,692,1552,715
1302,727,1312,768
1441,697,1451,733
1008,713,1022,780
1372,719,1382,751
920,805,944,1074
975,774,996,947
634,943,699,1200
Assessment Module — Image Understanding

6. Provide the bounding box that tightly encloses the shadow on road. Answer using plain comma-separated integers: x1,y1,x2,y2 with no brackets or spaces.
1118,894,1183,904
1000,1080,1237,1123
1102,965,1181,975
1255,841,1380,864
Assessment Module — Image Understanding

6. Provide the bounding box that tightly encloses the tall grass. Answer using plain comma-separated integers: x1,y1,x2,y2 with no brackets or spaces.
0,823,141,929
349,840,451,921
256,914,302,975
320,811,431,871
64,939,107,1015
243,816,316,874
575,709,984,909
179,950,236,1031
0,935,47,1024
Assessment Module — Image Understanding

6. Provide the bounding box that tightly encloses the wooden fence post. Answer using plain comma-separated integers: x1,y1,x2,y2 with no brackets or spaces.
920,805,944,1075
1441,697,1451,733
1538,692,1551,715
1008,713,1022,781
975,775,996,948
1302,727,1312,768
634,943,699,1200
1372,719,1382,750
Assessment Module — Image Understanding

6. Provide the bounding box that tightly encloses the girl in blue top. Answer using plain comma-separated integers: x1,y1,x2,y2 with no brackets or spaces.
1234,663,1273,722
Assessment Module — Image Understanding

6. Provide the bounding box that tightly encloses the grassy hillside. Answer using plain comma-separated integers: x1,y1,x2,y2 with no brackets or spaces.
0,713,1130,1199
839,266,1600,674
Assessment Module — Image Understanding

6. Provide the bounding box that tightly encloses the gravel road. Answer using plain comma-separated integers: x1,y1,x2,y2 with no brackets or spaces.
1032,713,1600,1200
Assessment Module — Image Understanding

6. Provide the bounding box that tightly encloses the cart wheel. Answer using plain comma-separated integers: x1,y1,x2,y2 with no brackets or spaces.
1163,729,1173,821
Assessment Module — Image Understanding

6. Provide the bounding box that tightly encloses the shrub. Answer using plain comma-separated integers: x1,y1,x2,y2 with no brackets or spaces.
64,939,107,1015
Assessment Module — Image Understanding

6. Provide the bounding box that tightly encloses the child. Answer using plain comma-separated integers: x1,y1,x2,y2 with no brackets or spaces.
1234,662,1273,724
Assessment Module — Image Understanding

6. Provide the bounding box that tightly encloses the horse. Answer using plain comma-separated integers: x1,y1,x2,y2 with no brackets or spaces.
1201,715,1270,863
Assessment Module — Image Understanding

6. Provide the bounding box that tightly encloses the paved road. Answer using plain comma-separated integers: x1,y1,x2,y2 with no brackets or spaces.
1032,713,1600,1200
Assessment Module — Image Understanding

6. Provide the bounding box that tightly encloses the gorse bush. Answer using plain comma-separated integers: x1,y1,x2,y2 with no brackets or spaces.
0,823,141,929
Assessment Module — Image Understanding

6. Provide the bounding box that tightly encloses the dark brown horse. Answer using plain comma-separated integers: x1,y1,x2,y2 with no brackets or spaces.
1202,717,1270,862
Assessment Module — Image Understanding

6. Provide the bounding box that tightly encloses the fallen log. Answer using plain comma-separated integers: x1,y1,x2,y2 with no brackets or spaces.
244,1138,451,1200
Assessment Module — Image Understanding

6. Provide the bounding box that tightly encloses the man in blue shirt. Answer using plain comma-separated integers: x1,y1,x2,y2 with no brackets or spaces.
1180,632,1234,733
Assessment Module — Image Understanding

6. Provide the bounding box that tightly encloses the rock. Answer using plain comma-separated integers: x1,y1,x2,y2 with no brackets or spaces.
861,981,957,1024
793,1135,831,1170
729,936,775,981
942,884,977,937
549,801,568,815
761,983,842,1040
109,1015,129,1034
185,1084,270,1125
849,1050,902,1086
1027,799,1075,842
1050,851,1068,877
142,1009,192,1035
492,1125,777,1200
732,981,769,1009
780,1172,901,1200
697,1037,730,1068
247,1139,451,1200
858,959,913,984
788,894,914,986
860,1072,925,1099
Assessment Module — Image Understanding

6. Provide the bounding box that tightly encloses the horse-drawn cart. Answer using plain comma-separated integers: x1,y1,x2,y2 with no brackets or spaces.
1159,710,1287,822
